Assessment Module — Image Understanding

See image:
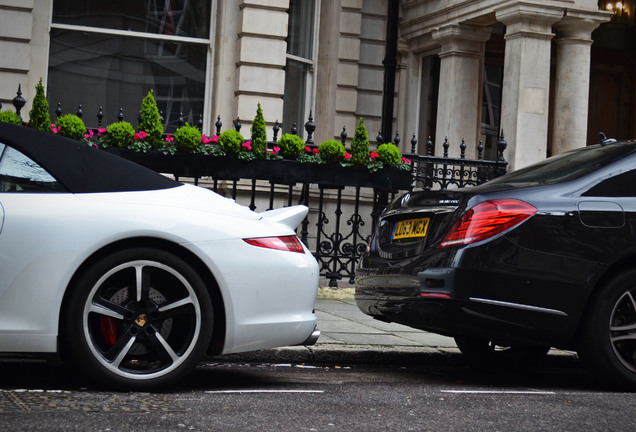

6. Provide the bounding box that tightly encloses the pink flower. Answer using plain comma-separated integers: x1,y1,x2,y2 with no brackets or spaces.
242,141,252,151
134,131,148,141
51,124,59,134
165,134,174,143
401,157,411,164
273,146,280,154
84,129,94,139
344,152,352,160
202,134,217,144
97,128,107,137
313,148,319,155
370,151,379,159
305,146,311,153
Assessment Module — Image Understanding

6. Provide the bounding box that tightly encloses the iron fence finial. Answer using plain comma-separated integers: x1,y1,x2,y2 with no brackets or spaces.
12,84,26,120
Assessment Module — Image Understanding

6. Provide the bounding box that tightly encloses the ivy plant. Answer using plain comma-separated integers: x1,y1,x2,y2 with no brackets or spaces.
56,114,86,141
318,139,345,164
277,133,305,160
0,110,23,125
106,121,135,148
174,123,202,152
377,143,402,167
218,129,244,156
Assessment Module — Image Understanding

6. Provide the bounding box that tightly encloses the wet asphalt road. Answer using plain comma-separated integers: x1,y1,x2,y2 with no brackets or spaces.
1,355,634,431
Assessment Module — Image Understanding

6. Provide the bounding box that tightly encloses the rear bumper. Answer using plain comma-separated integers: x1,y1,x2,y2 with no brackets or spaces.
300,328,321,346
355,266,575,348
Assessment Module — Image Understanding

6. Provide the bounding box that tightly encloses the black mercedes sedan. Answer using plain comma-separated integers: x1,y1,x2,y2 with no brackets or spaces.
356,138,636,388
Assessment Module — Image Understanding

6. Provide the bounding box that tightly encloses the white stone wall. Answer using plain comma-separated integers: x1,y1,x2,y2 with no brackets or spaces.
357,0,388,145
0,0,51,115
313,0,397,149
235,0,288,135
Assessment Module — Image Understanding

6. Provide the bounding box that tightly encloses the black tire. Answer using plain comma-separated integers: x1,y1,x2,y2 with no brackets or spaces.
454,336,551,367
65,247,213,390
579,269,636,390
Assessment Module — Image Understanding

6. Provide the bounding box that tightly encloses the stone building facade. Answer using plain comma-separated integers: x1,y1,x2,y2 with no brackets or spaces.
1,1,634,171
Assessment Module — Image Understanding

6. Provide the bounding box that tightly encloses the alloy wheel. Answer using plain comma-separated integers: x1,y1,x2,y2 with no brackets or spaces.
609,289,636,373
82,259,202,380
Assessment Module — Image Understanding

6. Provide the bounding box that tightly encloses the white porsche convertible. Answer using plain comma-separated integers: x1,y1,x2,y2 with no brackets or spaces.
0,122,319,389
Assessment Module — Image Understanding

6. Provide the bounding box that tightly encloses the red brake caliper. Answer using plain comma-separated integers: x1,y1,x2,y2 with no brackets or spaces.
99,316,117,347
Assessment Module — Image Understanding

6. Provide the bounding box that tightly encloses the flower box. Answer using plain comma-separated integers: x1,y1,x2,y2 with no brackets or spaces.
104,148,412,190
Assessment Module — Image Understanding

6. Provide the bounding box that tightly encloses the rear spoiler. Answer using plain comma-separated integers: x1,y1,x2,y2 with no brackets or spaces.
259,205,308,230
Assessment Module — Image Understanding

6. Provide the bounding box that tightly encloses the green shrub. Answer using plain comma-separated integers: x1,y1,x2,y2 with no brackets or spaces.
377,143,402,167
174,123,202,152
0,110,23,125
138,89,164,148
28,78,51,132
218,129,244,156
350,117,369,166
107,121,135,148
277,133,305,160
318,139,345,164
56,114,86,141
250,103,267,158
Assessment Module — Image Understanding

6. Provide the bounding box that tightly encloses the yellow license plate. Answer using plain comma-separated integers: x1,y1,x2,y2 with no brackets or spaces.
392,218,430,240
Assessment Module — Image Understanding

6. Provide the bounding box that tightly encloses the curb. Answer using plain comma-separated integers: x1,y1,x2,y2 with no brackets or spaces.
214,345,580,368
214,345,460,366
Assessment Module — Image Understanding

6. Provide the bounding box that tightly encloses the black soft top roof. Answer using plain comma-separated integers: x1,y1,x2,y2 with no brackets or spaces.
0,122,179,193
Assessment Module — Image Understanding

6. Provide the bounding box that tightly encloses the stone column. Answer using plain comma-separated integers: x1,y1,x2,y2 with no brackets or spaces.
316,1,362,143
496,4,563,170
551,14,608,155
432,24,491,159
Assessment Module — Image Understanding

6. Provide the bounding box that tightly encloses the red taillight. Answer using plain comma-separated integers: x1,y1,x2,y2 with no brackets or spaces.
244,235,305,253
438,199,537,248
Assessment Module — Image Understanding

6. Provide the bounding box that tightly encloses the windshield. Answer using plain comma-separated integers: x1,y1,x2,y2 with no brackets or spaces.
488,142,636,185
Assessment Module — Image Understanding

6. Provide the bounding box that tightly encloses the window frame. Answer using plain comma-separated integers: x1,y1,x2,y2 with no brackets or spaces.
284,0,320,139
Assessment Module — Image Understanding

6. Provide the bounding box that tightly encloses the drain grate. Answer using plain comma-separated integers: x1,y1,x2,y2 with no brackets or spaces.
0,390,186,413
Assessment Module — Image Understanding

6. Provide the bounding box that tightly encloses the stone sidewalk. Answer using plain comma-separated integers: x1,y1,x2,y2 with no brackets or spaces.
218,290,579,366
314,295,457,349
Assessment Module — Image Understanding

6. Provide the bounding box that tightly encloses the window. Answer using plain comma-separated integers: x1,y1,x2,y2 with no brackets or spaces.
284,0,318,138
0,144,65,193
584,169,636,197
48,1,213,133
